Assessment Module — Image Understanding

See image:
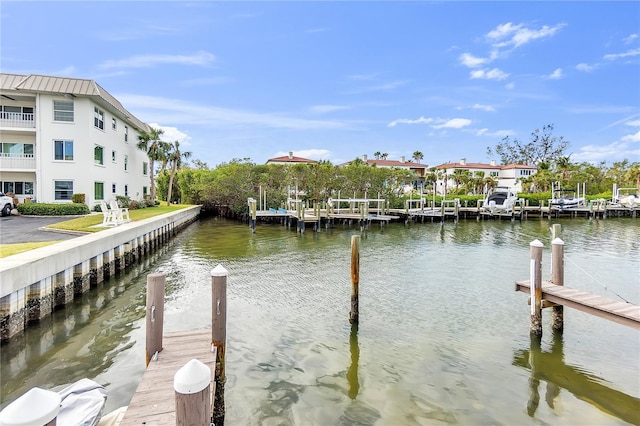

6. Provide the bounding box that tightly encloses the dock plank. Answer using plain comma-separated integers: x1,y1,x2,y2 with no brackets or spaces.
515,280,640,329
119,329,216,425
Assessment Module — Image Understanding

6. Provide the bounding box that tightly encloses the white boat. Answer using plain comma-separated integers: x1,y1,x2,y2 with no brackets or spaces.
550,188,585,210
613,187,640,209
481,186,518,214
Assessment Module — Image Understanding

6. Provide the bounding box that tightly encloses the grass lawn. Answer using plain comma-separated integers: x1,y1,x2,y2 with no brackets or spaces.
0,204,195,258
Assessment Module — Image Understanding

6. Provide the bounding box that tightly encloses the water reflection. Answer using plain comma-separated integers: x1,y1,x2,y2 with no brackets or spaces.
514,332,640,424
347,323,359,400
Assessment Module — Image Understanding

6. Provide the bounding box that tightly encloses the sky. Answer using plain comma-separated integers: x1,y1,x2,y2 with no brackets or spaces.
1,1,639,168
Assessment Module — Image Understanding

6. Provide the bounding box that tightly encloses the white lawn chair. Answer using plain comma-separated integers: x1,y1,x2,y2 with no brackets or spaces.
110,200,130,223
99,201,118,226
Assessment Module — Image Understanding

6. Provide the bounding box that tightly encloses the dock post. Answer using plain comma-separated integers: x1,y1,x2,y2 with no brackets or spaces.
174,359,212,426
551,238,565,332
350,235,360,324
0,387,61,426
211,265,228,426
248,198,257,232
529,240,544,336
145,273,165,366
550,223,561,240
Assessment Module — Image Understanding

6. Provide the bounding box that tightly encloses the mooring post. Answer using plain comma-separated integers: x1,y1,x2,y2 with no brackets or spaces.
529,240,544,336
550,223,561,240
0,387,61,426
350,235,360,324
211,265,228,426
551,238,565,332
145,273,165,366
248,198,257,232
174,359,211,426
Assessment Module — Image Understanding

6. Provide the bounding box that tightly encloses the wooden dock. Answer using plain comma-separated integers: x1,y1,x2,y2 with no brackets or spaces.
119,329,215,425
515,280,640,329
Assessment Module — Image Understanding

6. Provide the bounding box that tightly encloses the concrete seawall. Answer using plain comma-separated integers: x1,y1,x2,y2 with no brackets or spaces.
0,206,201,341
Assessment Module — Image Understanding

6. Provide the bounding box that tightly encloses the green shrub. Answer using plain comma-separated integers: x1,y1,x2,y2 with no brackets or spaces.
72,193,86,204
17,203,90,216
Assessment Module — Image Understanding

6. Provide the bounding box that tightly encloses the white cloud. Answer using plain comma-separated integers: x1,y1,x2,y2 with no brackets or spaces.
576,63,596,72
470,68,510,80
573,139,640,163
459,53,488,68
603,47,640,61
472,104,496,112
626,120,640,127
309,104,351,114
273,149,332,161
118,94,348,130
149,123,192,146
621,131,640,142
475,128,511,137
432,118,472,129
488,22,566,49
547,68,563,79
388,116,433,127
623,33,638,44
100,51,215,69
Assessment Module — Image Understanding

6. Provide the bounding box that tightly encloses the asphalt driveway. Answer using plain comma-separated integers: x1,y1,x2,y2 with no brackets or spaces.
0,215,83,244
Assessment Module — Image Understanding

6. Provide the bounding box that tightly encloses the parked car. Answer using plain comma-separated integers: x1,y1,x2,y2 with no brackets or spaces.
0,193,15,216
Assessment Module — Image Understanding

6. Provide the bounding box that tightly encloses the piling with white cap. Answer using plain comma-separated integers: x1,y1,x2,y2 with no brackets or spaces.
174,359,211,426
0,387,61,426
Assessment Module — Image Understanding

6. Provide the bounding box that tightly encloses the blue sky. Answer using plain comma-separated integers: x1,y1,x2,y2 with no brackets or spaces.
2,1,639,168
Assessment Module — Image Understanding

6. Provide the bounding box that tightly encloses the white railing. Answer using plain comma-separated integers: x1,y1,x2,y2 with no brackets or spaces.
0,154,36,170
0,113,36,128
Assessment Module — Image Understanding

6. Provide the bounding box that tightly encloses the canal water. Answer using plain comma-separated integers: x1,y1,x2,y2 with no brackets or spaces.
2,217,639,425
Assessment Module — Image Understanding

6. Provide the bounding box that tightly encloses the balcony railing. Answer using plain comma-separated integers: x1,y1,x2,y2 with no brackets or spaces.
0,153,36,170
0,113,36,128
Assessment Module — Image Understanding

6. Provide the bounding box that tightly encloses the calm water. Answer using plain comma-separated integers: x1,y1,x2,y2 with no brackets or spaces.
2,217,639,425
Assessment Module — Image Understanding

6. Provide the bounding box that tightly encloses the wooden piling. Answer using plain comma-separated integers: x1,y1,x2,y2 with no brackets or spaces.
174,359,211,426
145,273,165,366
211,265,228,426
551,238,565,332
350,235,360,324
550,223,561,240
529,240,544,336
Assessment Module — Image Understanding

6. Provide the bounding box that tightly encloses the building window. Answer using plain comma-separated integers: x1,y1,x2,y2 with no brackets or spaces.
54,180,73,200
94,145,104,165
112,150,117,162
519,169,533,176
2,181,35,195
124,184,128,196
94,182,105,200
124,126,128,142
53,100,74,122
143,186,148,196
112,117,117,130
54,140,74,161
112,183,117,194
490,171,499,177
94,107,104,130
142,162,148,175
2,182,14,193
2,143,34,157
124,155,128,171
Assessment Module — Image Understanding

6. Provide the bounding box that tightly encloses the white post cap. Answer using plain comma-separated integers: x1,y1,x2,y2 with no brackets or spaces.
530,239,544,247
211,264,228,277
174,359,211,394
0,387,61,426
551,237,565,245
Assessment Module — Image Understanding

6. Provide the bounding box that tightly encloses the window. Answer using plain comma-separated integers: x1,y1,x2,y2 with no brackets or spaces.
94,145,104,165
490,171,499,177
112,183,117,194
112,150,117,162
142,162,148,175
143,186,148,196
112,117,117,130
53,100,74,122
1,143,34,157
520,169,533,176
3,181,33,195
94,107,104,130
3,182,14,193
124,126,128,142
1,105,34,120
94,182,105,200
124,155,128,171
124,184,128,197
54,180,73,200
54,140,74,161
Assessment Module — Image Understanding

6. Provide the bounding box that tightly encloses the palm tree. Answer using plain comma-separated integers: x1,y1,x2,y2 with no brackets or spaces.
381,152,389,160
137,126,171,202
166,141,192,206
374,151,381,160
412,151,424,163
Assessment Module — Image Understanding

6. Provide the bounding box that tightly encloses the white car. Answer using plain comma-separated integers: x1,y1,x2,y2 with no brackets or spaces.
0,193,15,216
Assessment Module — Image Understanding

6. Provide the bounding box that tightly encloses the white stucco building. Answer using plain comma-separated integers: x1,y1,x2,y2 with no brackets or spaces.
434,158,537,194
0,73,150,208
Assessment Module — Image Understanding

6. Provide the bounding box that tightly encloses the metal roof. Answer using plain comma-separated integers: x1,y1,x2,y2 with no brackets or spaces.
0,73,148,131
